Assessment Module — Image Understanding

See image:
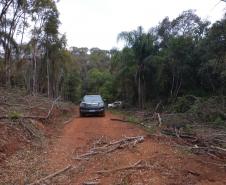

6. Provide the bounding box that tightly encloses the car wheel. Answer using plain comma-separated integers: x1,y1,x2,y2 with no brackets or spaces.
80,112,84,117
101,112,105,117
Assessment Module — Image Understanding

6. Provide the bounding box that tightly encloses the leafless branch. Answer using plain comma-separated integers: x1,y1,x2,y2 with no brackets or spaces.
73,136,144,160
28,165,72,185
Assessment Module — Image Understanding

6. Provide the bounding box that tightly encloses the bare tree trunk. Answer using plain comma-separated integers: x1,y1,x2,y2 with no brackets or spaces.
142,73,145,108
4,53,10,88
170,72,175,97
3,14,7,87
4,1,20,88
20,12,26,45
47,49,50,98
0,0,13,23
7,54,11,88
174,71,179,97
137,64,145,109
175,76,182,98
24,63,31,93
32,46,37,95
138,68,141,109
4,45,12,88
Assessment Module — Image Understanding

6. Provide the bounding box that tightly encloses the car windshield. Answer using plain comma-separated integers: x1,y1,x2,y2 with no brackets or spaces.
83,95,102,102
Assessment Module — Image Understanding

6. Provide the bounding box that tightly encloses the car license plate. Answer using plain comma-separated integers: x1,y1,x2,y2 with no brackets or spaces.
89,110,95,112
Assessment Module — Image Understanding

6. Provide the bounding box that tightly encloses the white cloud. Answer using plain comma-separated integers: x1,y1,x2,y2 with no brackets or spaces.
57,0,225,50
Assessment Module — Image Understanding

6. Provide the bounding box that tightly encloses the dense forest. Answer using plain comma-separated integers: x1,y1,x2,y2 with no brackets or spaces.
1,0,226,109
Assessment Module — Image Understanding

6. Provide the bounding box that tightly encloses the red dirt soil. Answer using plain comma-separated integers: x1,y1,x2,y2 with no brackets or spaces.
0,122,27,160
44,112,226,185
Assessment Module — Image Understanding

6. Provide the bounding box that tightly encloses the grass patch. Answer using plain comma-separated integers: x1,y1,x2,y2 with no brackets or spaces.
9,111,21,120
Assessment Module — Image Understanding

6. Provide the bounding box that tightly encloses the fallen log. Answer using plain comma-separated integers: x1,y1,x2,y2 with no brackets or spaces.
83,181,100,185
110,118,139,124
174,143,226,159
97,160,151,174
210,146,226,153
28,165,72,185
111,117,156,130
161,130,197,140
190,145,226,154
112,113,162,128
108,136,144,146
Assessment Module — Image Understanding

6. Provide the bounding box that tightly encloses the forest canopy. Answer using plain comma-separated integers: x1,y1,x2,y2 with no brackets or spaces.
0,1,226,109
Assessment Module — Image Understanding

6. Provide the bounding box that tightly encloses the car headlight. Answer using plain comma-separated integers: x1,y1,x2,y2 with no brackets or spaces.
80,102,86,107
98,102,104,107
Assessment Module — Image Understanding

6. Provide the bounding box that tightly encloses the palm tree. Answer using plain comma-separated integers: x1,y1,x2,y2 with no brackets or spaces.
117,26,155,108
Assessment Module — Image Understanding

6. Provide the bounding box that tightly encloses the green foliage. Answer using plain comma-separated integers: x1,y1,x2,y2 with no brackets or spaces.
171,96,226,128
63,70,81,102
1,2,226,116
86,68,115,100
214,116,224,125
99,79,115,101
193,97,226,123
172,95,199,113
9,111,21,120
109,10,226,108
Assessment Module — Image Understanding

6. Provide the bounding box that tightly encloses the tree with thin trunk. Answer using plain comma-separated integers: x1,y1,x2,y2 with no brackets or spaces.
118,26,155,108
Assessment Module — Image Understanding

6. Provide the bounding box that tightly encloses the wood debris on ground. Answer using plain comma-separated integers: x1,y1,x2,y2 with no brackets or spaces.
97,160,152,175
73,136,145,160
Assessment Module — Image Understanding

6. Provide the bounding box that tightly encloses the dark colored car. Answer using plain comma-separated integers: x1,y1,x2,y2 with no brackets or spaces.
79,95,105,117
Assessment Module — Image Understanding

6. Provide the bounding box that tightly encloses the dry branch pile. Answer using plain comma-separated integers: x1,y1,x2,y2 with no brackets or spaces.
0,89,73,138
0,89,77,185
115,101,226,161
0,94,61,121
74,136,144,160
0,95,62,145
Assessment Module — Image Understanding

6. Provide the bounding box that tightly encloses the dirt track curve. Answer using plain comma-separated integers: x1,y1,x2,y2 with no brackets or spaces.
44,112,226,185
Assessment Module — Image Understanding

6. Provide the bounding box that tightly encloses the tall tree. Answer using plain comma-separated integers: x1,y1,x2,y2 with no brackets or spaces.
118,26,156,108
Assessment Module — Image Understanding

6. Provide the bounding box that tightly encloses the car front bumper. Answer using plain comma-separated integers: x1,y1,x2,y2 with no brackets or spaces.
80,107,105,114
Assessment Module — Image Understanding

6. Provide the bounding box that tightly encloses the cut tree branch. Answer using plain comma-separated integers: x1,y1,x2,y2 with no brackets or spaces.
97,160,151,174
28,165,72,185
74,136,144,160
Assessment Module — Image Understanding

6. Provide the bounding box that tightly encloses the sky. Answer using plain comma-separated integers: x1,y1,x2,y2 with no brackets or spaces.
57,0,226,50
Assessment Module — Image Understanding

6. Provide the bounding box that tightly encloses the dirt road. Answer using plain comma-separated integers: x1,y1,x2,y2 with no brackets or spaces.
43,112,226,185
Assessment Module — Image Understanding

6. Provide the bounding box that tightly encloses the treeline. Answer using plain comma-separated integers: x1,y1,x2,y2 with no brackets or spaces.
0,0,112,101
0,0,70,98
70,10,226,108
1,3,226,109
111,10,226,108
